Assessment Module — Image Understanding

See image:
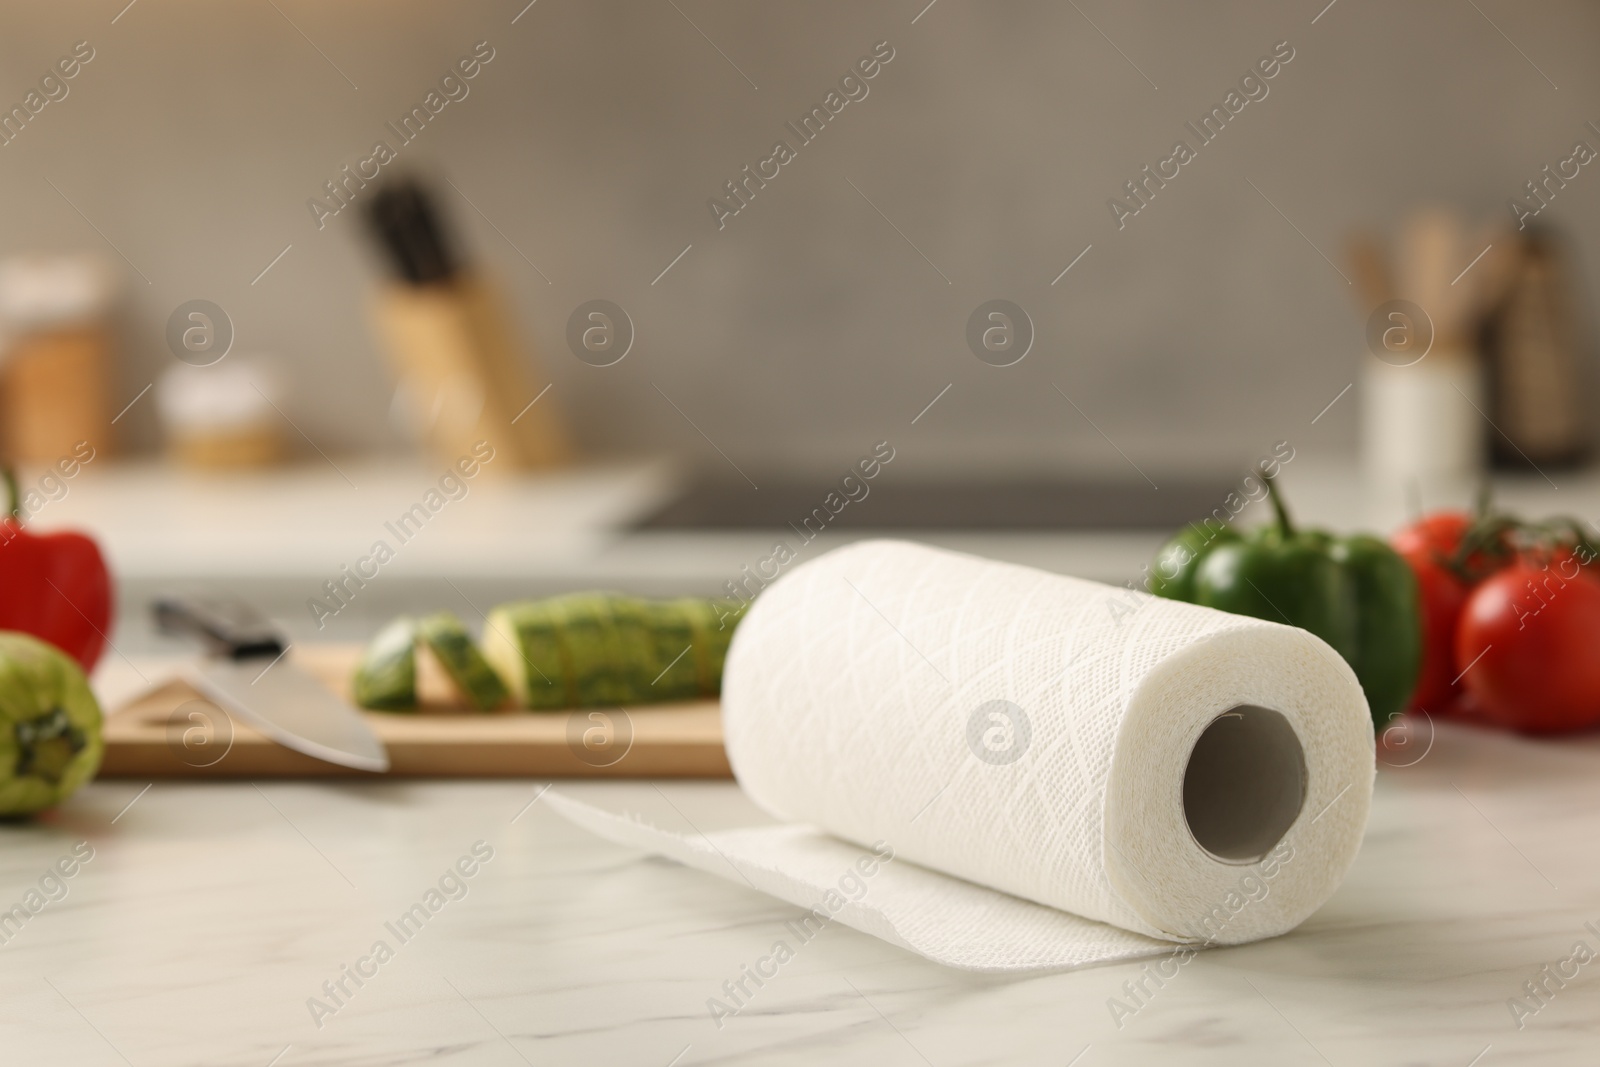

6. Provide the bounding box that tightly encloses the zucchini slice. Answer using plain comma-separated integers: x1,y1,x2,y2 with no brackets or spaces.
417,611,510,711
352,616,418,710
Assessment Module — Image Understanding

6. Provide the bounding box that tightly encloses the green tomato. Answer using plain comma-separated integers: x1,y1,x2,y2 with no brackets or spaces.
0,632,104,815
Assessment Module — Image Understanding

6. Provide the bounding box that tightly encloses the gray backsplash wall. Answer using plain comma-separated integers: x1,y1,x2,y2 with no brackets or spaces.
2,1,1595,479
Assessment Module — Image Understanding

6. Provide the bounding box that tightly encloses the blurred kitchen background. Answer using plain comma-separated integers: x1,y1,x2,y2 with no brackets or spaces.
4,0,1600,650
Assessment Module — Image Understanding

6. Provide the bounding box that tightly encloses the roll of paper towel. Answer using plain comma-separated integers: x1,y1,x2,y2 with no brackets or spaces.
549,540,1375,972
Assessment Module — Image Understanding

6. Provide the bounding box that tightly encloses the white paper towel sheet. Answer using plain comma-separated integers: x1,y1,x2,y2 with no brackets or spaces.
551,540,1375,973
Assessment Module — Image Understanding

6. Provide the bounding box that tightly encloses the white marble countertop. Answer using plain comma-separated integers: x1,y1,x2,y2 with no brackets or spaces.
8,720,1600,1065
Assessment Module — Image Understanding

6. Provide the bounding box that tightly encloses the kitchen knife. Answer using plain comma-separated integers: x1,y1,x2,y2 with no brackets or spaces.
153,596,390,773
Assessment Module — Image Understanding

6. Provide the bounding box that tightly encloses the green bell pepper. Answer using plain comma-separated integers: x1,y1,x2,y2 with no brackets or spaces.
0,631,104,815
1149,471,1421,729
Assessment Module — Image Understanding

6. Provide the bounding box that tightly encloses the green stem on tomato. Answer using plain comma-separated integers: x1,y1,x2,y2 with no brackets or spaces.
1546,516,1600,565
1,467,17,521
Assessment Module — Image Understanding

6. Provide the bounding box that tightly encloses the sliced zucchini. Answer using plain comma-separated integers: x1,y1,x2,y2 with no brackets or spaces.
684,597,742,697
480,593,742,708
352,616,418,710
484,601,567,709
417,611,510,711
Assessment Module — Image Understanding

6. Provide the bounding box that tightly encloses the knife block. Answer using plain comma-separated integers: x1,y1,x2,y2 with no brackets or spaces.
371,274,569,470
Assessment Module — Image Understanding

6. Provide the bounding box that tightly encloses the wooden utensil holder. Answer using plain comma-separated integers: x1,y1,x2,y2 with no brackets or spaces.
371,274,569,470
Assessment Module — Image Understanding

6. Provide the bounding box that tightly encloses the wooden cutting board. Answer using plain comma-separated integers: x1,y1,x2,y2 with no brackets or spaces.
99,645,730,778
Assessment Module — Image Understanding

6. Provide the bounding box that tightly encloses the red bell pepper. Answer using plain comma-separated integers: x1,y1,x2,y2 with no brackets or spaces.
0,468,114,672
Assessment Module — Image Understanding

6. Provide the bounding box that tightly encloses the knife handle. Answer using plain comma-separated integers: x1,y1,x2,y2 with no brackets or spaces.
152,595,287,660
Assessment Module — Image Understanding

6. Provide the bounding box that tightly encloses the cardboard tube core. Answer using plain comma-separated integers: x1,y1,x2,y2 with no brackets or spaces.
1183,705,1307,864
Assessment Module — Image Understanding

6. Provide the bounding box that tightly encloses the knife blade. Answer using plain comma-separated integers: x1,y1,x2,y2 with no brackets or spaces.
153,595,390,773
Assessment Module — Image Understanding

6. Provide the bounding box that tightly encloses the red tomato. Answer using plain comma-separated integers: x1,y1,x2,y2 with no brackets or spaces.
1395,546,1471,712
1454,560,1600,733
1391,511,1472,557
1393,509,1515,579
